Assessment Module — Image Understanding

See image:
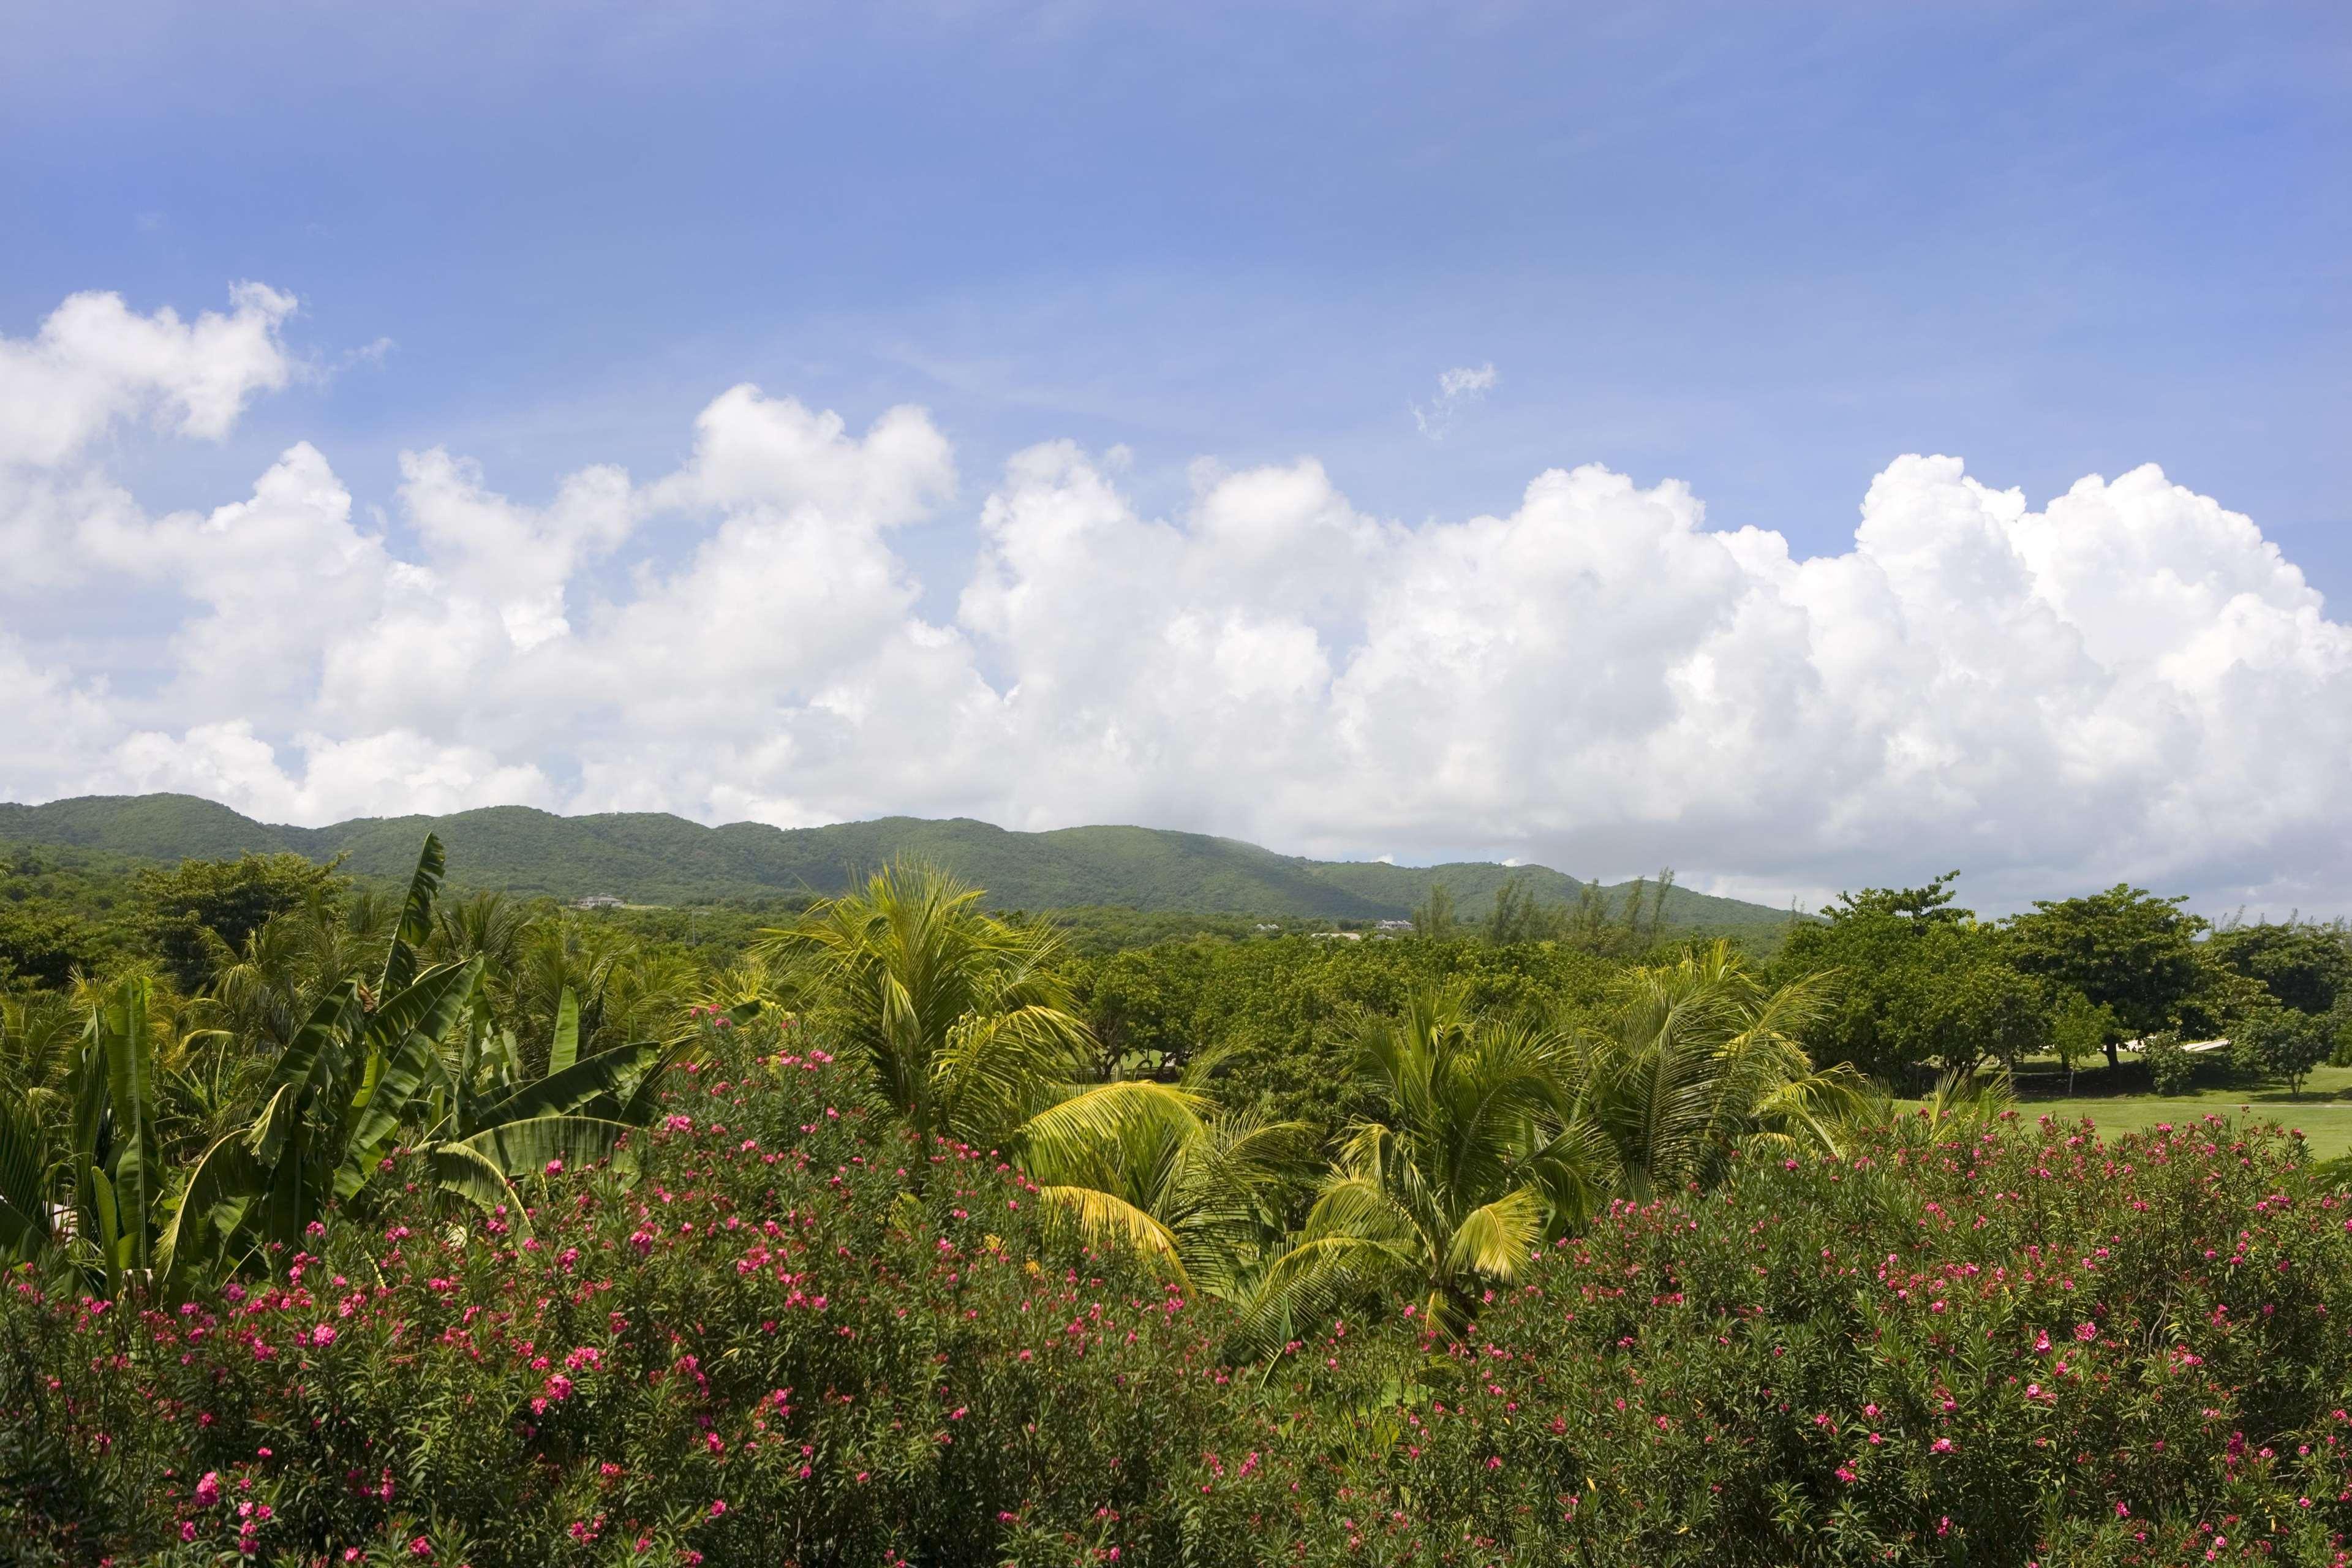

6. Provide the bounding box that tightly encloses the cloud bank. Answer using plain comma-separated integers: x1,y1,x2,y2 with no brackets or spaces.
3,285,2346,913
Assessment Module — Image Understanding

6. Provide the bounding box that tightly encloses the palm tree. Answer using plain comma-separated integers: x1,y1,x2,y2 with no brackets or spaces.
1234,989,1594,1351
755,863,1093,1166
1559,941,1864,1196
693,949,807,1025
1014,1065,1314,1298
1234,954,1863,1352
430,889,531,976
0,990,81,1126
202,884,393,1053
1871,1061,2015,1143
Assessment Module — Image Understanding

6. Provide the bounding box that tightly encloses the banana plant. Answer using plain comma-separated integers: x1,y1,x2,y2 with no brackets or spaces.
158,961,484,1284
0,977,165,1287
70,976,163,1292
157,835,690,1288
403,978,692,1189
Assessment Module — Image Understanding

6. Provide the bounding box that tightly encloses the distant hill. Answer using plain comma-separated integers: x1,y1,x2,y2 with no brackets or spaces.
0,793,1800,932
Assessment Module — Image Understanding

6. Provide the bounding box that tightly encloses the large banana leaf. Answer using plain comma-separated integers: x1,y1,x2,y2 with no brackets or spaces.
157,1131,262,1287
250,982,362,1169
89,1167,121,1291
455,1114,635,1181
257,1122,319,1254
334,1027,448,1202
471,1038,658,1129
380,833,445,996
341,958,484,1167
548,987,581,1077
94,979,155,1275
360,958,481,1060
615,1036,701,1126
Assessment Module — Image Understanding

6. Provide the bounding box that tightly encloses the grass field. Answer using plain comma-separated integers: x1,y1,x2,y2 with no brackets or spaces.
2000,1059,2352,1159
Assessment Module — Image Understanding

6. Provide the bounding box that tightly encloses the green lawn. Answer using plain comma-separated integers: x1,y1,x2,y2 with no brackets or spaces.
1998,1060,2352,1159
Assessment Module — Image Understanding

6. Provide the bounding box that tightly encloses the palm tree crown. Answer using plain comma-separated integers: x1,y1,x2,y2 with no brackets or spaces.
757,862,1093,1158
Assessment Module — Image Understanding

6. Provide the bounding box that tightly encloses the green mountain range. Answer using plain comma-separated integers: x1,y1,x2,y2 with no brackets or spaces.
0,793,1798,930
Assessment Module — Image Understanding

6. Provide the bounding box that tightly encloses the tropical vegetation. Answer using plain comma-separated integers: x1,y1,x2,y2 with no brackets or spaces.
4,836,2352,1564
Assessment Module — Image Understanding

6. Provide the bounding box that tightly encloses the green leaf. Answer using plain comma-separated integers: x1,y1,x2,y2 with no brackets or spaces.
363,958,482,1060
424,1139,519,1216
380,833,446,996
88,1166,120,1295
0,1093,54,1257
1038,1185,1189,1284
157,1133,262,1290
548,987,581,1077
453,1114,635,1181
471,1039,657,1131
336,1023,450,1202
615,1036,702,1127
250,982,363,1168
96,978,155,1273
1442,1187,1543,1281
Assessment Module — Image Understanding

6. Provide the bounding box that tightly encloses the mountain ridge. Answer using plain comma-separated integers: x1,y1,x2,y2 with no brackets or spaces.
0,793,1798,929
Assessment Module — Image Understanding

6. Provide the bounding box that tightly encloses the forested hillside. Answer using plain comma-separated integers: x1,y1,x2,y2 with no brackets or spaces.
0,793,1793,930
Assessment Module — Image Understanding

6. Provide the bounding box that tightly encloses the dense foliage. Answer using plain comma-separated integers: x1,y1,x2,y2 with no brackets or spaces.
12,1036,2352,1566
9,838,2352,1565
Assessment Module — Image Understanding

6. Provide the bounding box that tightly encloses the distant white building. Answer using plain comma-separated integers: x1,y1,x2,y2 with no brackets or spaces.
573,894,625,910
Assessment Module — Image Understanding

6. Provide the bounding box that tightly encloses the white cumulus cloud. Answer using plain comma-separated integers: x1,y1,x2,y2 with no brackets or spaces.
1,284,2347,913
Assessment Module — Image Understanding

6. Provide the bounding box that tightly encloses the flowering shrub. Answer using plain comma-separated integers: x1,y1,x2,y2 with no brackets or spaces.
11,1044,2352,1566
1183,1113,2352,1565
2,1042,1231,1567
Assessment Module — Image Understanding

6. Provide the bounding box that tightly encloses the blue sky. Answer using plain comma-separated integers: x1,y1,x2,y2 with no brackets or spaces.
7,1,2345,601
2,1,2349,911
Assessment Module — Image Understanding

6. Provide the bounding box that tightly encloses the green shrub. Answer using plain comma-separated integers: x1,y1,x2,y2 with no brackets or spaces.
2143,1030,2197,1094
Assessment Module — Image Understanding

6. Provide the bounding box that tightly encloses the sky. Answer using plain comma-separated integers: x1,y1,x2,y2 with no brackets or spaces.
1,0,2346,915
